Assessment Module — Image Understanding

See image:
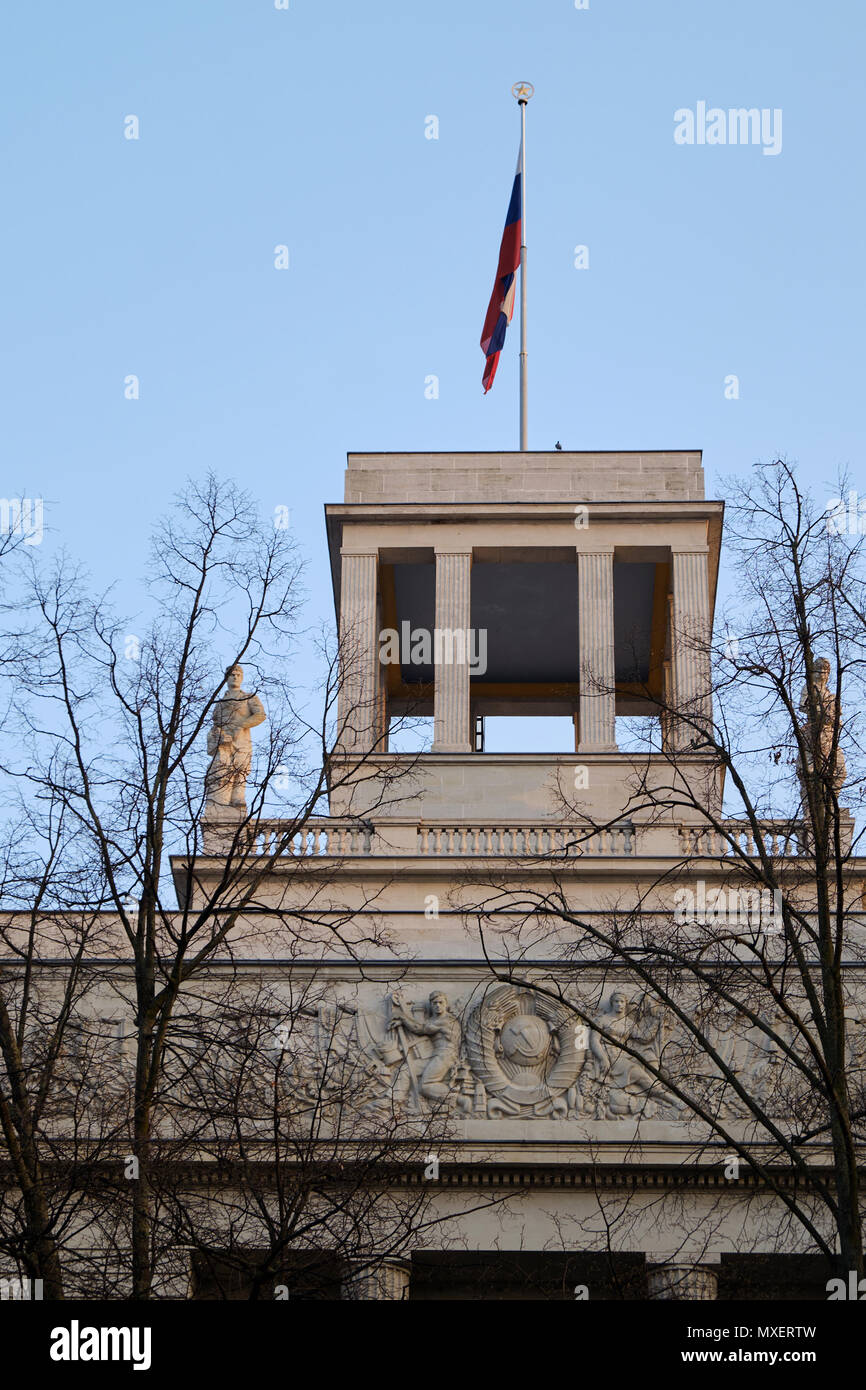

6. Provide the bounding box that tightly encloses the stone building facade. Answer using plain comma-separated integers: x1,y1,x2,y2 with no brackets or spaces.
184,449,862,1300
6,449,860,1303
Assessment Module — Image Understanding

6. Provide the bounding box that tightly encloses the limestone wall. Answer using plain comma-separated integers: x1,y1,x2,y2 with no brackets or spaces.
345,451,705,505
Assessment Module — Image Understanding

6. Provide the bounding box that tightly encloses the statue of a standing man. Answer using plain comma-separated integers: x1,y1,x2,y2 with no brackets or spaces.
205,664,267,814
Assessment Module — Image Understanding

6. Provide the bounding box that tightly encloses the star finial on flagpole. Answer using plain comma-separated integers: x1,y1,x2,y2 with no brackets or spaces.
511,81,534,103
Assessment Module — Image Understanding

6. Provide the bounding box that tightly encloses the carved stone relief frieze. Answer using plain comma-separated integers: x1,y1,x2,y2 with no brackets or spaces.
283,983,827,1124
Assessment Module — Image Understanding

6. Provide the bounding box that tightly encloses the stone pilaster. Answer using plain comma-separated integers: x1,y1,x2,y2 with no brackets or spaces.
338,550,380,753
342,1257,411,1301
577,547,617,751
671,547,712,748
433,551,472,752
647,1262,718,1300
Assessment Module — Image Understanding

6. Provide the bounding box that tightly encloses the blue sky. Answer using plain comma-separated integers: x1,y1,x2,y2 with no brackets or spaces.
1,0,863,739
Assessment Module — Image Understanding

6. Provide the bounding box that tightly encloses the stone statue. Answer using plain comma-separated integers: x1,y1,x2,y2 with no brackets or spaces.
342,991,463,1114
797,657,846,800
389,991,462,1102
739,1010,795,1111
581,990,681,1119
205,664,267,813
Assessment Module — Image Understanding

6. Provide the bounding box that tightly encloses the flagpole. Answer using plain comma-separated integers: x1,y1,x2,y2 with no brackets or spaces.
513,82,533,451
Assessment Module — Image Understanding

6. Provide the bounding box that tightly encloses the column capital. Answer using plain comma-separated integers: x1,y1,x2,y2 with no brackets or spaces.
646,1260,719,1300
342,1257,411,1301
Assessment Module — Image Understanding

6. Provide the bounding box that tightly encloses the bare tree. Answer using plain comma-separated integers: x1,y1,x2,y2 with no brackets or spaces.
0,475,432,1299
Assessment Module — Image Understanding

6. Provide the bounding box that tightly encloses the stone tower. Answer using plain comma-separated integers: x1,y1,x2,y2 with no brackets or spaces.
311,449,745,1298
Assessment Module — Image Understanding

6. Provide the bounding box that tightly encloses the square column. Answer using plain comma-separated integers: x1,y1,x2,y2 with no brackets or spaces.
577,547,617,751
433,550,472,752
660,593,674,752
671,546,712,748
375,588,389,752
338,550,380,752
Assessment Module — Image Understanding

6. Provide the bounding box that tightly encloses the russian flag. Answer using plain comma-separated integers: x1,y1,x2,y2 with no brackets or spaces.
480,147,522,393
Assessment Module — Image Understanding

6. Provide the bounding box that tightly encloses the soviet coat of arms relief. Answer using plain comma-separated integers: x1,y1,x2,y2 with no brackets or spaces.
300,983,724,1124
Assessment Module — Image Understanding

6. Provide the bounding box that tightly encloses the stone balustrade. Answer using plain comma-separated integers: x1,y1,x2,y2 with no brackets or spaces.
214,816,852,861
245,818,635,858
416,822,635,857
251,819,374,857
679,820,806,857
